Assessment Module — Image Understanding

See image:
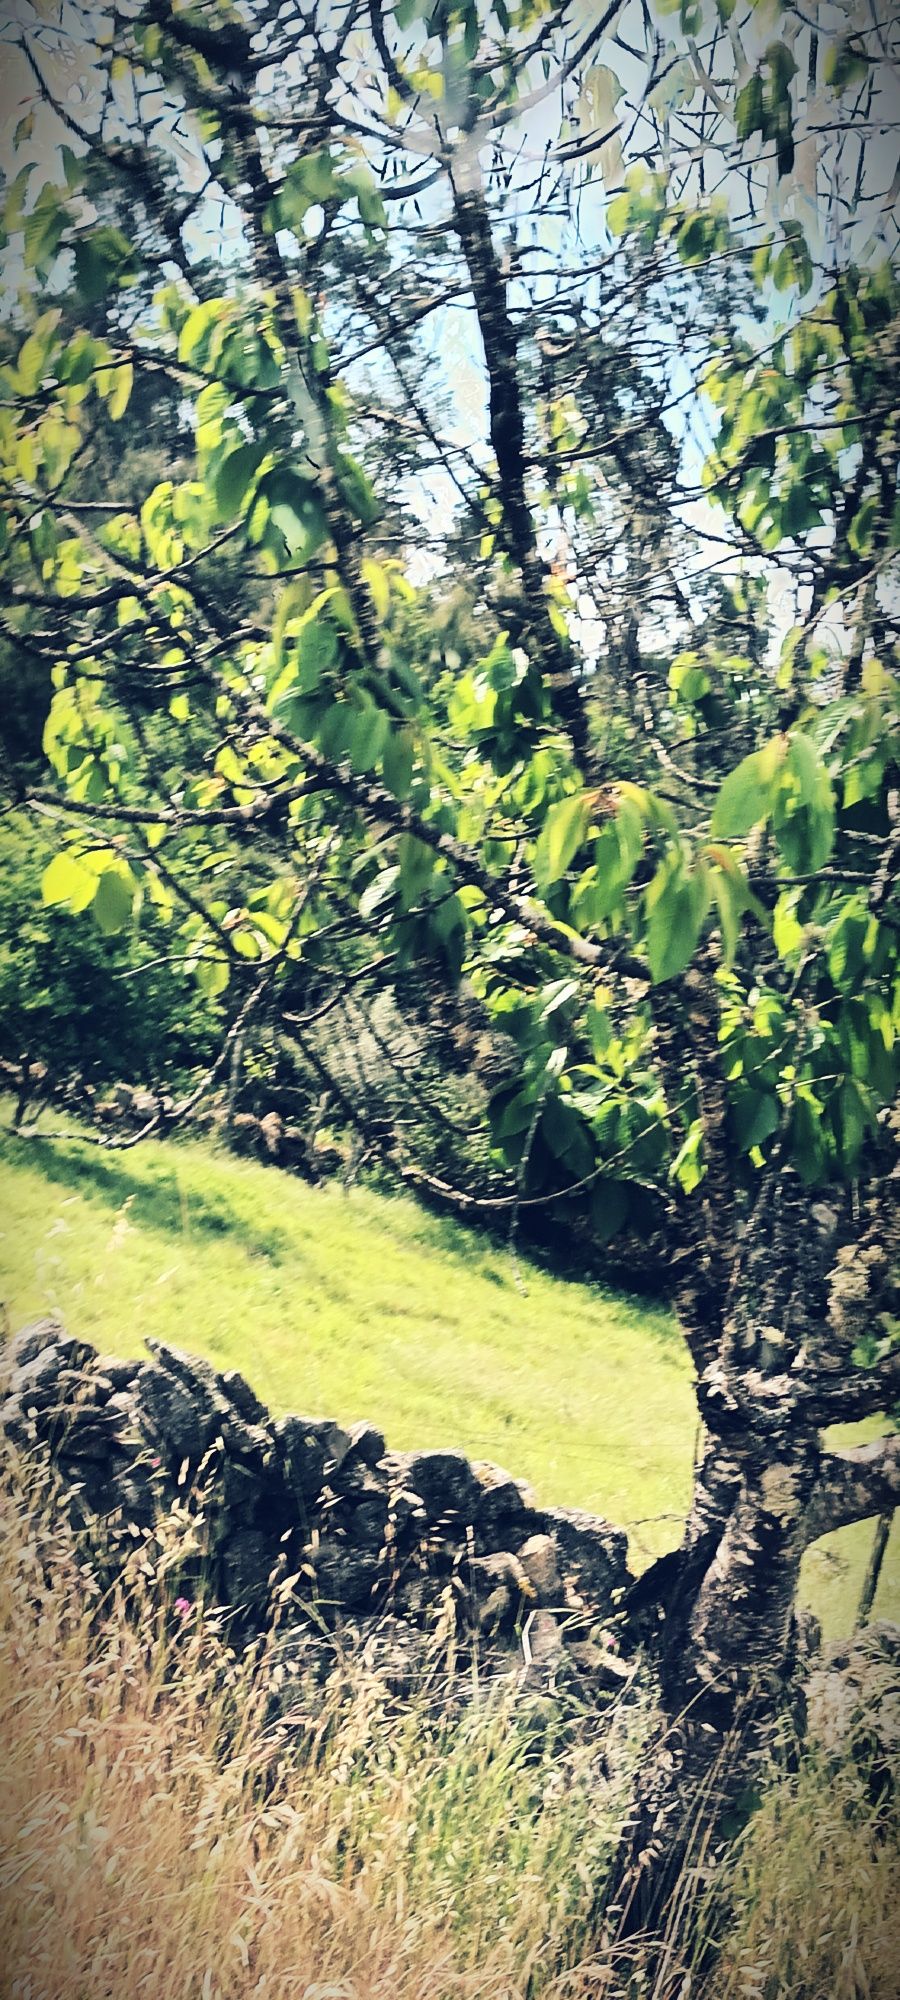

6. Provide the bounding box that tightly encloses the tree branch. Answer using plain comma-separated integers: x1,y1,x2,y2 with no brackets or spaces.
804,1436,900,1545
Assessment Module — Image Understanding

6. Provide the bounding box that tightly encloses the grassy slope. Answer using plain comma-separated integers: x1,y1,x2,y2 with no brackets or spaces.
0,1128,895,1635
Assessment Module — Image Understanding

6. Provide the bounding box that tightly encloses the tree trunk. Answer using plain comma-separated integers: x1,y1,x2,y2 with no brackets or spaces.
604,1437,820,1988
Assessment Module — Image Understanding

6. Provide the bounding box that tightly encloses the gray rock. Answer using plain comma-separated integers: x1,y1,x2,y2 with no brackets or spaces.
105,1390,140,1431
265,1622,339,1708
2,1317,638,1693
807,1622,900,1784
220,1528,278,1610
404,1449,480,1520
303,1417,353,1475
541,1507,628,1611
473,1460,537,1549
94,1356,141,1393
218,1407,274,1476
218,1367,268,1427
326,1453,388,1501
524,1608,565,1670
347,1488,390,1549
467,1551,533,1632
219,1456,268,1518
346,1420,387,1470
145,1338,220,1397
387,1486,428,1537
0,1395,32,1448
516,1533,560,1604
359,1616,428,1694
310,1537,382,1614
133,1363,217,1467
116,1463,167,1529
3,1318,64,1372
9,1347,68,1411
53,1402,123,1460
144,1342,274,1472
271,1415,328,1503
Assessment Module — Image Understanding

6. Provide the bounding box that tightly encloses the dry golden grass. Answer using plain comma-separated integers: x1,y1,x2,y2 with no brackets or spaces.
712,1749,900,2000
1,1466,897,2000
0,1469,629,2000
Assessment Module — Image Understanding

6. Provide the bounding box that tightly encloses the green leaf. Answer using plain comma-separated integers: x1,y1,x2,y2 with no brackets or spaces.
589,1179,630,1243
336,452,379,526
359,865,399,922
494,1085,537,1141
92,867,134,935
195,955,230,999
361,556,390,620
298,149,341,204
397,833,434,912
772,226,813,295
735,72,763,140
214,441,266,518
644,851,710,983
23,187,68,273
74,226,137,303
41,850,98,915
533,792,591,892
771,733,835,873
59,330,107,387
383,727,415,800
847,494,878,557
295,616,338,692
670,1121,705,1194
178,299,225,369
709,851,752,965
824,38,869,92
790,1094,827,1184
270,576,313,670
836,1076,873,1168
96,362,134,421
347,698,390,775
261,467,328,559
711,745,781,838
733,1086,780,1151
541,1095,595,1174
13,309,61,395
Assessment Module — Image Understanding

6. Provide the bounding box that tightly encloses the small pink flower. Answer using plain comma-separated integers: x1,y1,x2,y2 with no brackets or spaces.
150,1455,161,1469
173,1596,192,1621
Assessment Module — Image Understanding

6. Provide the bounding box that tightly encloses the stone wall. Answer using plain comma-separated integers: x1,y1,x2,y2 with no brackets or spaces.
0,1320,631,1688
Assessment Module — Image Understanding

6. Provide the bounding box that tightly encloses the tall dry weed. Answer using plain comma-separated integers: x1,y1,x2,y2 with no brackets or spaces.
0,1467,626,2000
1,1464,896,2000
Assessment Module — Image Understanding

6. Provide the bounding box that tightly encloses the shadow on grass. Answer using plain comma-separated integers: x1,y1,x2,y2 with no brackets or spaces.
2,1135,292,1263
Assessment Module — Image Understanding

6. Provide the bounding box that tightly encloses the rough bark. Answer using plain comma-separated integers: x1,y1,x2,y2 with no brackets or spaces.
608,1437,820,1967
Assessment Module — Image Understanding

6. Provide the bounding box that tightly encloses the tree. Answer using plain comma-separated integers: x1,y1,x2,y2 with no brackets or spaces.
1,0,898,1974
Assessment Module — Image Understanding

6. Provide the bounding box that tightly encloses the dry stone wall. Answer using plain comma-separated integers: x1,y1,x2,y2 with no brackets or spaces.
1,1320,630,1687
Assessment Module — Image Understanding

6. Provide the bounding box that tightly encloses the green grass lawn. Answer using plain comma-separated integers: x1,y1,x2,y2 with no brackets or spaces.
0,1127,894,1638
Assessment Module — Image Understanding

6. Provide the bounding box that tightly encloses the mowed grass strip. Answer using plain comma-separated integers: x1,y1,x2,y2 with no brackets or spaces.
0,1128,894,1633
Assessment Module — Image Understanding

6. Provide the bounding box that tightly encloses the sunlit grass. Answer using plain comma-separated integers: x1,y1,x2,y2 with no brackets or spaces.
0,1124,894,1634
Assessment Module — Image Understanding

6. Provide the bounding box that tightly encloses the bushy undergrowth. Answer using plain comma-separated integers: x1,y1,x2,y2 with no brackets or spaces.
1,1471,898,2000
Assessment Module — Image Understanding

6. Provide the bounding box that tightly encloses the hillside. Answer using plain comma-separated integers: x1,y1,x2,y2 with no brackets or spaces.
0,1127,894,1637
